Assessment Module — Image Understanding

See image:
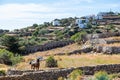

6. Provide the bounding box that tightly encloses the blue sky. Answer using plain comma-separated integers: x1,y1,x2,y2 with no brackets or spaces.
0,0,120,30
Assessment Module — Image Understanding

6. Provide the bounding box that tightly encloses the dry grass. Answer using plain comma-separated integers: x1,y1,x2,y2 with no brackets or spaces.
55,54,120,68
16,43,81,70
1,43,120,70
0,64,10,72
97,36,120,47
104,37,120,40
24,43,81,60
14,43,120,70
15,53,120,70
98,43,120,47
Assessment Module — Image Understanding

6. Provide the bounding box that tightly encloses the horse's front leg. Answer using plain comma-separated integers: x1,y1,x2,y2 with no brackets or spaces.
36,65,40,70
37,66,39,70
31,65,33,69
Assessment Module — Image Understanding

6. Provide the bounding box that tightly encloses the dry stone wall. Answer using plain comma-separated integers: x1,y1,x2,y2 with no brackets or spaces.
94,39,120,44
96,46,120,54
86,32,120,40
24,40,74,54
1,64,120,80
88,32,120,54
55,47,93,55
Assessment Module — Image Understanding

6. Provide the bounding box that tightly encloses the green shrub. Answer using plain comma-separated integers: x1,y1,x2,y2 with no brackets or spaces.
45,56,58,67
94,71,110,80
0,49,22,65
0,35,20,53
11,54,23,65
71,31,86,43
58,69,83,80
58,77,64,80
40,37,48,41
86,23,92,29
105,24,114,32
109,73,120,80
95,29,102,33
68,69,83,80
86,29,93,34
112,29,118,32
0,70,6,76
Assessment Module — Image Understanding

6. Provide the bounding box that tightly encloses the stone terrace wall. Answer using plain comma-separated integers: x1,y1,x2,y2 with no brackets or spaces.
25,40,74,54
96,46,120,54
86,32,120,40
54,47,93,55
94,39,120,44
1,64,120,80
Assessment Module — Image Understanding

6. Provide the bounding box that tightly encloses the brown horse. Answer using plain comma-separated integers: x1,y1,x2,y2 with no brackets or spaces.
29,57,43,70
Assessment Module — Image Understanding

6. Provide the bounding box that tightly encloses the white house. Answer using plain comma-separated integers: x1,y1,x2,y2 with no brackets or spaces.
52,19,60,26
96,12,116,20
96,13,104,20
75,18,89,28
96,12,110,20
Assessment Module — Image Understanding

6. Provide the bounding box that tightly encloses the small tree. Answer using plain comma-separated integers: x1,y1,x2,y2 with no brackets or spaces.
1,35,20,53
45,56,58,67
33,30,39,37
71,31,87,44
38,29,49,36
0,49,22,65
86,23,92,29
105,24,114,32
33,23,38,28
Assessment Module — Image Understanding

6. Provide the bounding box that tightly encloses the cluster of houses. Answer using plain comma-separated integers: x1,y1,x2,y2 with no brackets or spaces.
2,11,120,37
52,11,120,28
96,12,120,25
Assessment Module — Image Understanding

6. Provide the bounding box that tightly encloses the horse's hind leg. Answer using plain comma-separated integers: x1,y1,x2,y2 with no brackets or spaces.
36,66,39,70
37,66,39,70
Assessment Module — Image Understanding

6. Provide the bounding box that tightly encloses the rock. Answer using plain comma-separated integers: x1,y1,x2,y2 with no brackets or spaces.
103,46,112,54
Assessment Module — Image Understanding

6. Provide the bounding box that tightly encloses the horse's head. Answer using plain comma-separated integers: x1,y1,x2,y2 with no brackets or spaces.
36,56,44,62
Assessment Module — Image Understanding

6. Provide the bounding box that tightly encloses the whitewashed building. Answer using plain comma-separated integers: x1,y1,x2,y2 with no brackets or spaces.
96,12,116,20
75,18,89,28
52,19,61,26
96,12,106,20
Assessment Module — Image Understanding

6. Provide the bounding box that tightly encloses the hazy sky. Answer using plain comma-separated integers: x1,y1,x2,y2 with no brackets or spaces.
0,0,120,30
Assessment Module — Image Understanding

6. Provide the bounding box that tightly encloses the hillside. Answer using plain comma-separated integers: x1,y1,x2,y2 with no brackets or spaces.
0,11,120,80
0,33,120,70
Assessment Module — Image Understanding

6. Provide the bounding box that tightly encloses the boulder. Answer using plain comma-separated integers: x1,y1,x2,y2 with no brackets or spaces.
103,46,112,54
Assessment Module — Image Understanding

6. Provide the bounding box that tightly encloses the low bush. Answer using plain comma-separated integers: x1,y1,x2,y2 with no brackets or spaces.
0,49,22,65
45,56,58,67
11,54,23,65
95,29,102,33
68,69,83,80
58,69,83,80
94,71,110,80
70,31,87,43
0,70,6,76
109,73,120,79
